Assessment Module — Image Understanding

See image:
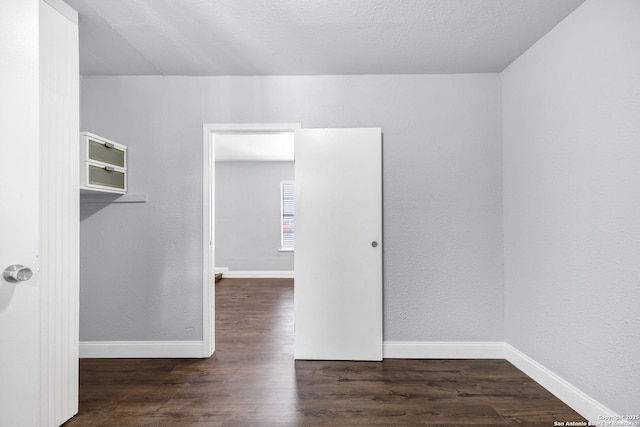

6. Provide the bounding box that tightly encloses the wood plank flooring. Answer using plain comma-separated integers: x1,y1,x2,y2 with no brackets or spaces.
64,278,587,426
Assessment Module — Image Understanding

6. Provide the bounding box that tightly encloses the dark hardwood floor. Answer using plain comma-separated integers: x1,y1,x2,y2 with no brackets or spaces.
64,278,586,426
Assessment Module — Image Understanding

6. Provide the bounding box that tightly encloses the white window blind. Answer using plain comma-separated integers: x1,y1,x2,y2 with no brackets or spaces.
281,181,295,249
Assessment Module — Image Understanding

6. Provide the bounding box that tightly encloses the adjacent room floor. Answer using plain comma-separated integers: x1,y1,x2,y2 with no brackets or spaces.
64,278,586,426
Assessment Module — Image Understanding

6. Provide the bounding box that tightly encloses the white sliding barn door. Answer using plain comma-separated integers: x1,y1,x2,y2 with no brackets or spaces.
294,128,383,361
0,1,79,425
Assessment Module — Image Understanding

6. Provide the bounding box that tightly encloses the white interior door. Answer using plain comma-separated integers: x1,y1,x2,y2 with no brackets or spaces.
1,1,79,425
294,128,383,360
0,2,43,425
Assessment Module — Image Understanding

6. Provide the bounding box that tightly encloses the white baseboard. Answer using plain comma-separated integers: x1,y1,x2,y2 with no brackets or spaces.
383,341,505,359
79,341,206,358
504,344,619,423
214,267,229,274
384,341,621,423
78,338,622,424
221,270,294,279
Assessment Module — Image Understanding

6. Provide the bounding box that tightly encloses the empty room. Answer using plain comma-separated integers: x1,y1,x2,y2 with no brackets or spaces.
1,0,638,426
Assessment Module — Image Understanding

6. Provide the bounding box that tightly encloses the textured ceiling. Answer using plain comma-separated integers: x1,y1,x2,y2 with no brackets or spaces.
64,0,585,76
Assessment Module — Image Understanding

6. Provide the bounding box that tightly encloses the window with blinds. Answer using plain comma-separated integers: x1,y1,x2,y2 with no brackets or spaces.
281,181,295,250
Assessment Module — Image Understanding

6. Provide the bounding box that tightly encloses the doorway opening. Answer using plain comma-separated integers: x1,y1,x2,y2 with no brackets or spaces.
202,124,301,356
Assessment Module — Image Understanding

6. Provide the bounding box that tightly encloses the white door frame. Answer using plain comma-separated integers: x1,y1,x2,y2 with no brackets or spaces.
201,123,301,356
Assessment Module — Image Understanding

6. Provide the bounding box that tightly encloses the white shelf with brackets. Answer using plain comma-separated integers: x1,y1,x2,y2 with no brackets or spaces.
79,193,148,204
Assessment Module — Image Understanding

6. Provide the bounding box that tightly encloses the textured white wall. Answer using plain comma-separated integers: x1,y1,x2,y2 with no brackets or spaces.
502,0,640,414
215,161,294,271
79,74,503,342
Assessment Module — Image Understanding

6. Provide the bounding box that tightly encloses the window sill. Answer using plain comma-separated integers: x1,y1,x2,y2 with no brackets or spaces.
279,247,294,252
